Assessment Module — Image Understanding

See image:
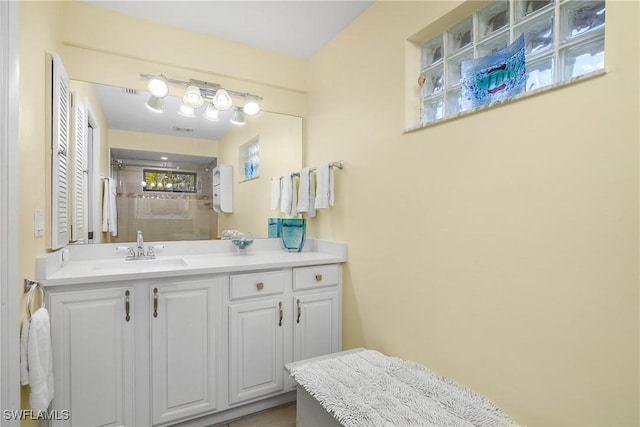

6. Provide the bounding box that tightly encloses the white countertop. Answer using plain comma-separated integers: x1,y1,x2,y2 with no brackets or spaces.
37,238,347,287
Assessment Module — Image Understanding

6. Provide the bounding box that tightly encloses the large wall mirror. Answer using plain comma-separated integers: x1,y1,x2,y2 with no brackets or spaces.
68,79,303,243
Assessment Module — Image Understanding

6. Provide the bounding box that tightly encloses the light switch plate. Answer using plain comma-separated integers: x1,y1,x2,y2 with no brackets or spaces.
34,209,44,237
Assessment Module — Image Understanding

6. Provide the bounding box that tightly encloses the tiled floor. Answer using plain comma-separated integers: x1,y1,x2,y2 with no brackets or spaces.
213,403,296,427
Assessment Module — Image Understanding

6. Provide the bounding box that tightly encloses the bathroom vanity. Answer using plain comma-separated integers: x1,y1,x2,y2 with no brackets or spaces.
36,238,346,427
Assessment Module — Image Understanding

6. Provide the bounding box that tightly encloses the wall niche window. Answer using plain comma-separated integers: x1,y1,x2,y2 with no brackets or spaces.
142,169,197,193
419,0,605,126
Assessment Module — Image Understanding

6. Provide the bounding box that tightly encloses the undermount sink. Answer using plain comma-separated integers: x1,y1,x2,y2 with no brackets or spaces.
92,257,188,272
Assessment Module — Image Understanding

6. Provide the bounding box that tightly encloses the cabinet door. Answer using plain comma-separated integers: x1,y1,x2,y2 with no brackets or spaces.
293,291,340,362
228,298,284,404
150,280,217,425
49,287,134,427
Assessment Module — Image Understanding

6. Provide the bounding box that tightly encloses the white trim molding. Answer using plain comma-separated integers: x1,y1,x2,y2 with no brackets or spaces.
0,0,21,424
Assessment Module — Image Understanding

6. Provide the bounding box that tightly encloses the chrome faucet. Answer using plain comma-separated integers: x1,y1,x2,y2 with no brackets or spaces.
136,230,144,254
126,230,156,260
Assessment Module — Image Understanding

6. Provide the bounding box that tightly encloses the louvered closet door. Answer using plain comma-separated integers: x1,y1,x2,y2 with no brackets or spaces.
72,99,86,242
51,54,69,249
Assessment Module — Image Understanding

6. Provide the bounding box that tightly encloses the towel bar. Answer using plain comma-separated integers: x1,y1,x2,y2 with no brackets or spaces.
24,278,45,321
293,160,344,177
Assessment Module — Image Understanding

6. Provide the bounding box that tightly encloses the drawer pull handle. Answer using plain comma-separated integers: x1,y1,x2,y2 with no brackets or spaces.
256,282,264,290
296,299,301,324
315,274,323,282
153,288,158,318
125,290,130,322
278,302,283,327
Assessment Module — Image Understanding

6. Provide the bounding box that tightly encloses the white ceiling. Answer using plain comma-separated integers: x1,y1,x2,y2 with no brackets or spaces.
82,1,374,59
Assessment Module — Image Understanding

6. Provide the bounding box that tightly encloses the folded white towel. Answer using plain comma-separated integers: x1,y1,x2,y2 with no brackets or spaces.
110,179,118,237
297,168,310,212
297,168,316,218
314,163,334,209
307,171,316,218
27,307,54,412
20,317,30,385
290,175,298,217
270,176,281,210
280,174,293,215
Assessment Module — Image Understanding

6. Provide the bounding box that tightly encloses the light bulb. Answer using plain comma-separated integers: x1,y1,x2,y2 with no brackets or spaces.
183,85,204,108
147,76,168,98
213,89,233,111
230,108,246,126
203,104,220,121
178,103,195,118
146,96,164,112
243,99,260,116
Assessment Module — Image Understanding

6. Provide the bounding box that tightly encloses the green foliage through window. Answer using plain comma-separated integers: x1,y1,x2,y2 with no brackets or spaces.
142,169,197,193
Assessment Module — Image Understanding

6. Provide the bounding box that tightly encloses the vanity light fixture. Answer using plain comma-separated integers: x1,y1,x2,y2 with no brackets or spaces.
141,73,262,124
146,95,164,113
203,103,221,122
212,89,233,111
183,85,204,108
177,103,195,118
230,107,246,126
147,75,169,98
242,96,261,116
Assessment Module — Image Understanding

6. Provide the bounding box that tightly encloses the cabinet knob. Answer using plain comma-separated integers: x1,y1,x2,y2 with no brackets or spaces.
315,274,323,282
256,282,264,290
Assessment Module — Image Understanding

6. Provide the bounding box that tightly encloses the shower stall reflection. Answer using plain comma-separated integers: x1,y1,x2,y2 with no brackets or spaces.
110,155,217,243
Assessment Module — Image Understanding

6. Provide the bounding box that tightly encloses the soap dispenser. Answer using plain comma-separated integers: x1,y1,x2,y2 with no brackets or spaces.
212,164,233,213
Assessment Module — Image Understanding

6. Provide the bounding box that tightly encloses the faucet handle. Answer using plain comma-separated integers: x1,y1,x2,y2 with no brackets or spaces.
146,246,155,259
125,247,136,260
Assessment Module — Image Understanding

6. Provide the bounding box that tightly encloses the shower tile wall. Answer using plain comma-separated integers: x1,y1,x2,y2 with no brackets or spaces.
112,165,217,243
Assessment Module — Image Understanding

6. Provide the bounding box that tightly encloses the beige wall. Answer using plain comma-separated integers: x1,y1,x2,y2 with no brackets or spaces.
306,1,639,426
17,1,639,426
218,112,303,237
109,129,219,159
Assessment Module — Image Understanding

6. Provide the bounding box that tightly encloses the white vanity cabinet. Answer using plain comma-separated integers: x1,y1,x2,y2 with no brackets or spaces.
150,279,219,425
49,286,135,427
227,270,289,404
292,265,342,362
40,239,346,426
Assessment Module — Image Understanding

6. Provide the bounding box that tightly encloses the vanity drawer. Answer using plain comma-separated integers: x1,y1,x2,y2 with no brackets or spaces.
230,270,285,300
293,265,339,291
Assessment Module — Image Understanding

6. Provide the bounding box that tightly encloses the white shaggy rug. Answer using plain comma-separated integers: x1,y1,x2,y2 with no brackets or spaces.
289,350,518,427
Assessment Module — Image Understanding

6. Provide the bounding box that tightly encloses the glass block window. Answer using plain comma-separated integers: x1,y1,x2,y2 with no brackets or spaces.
420,0,605,126
240,138,260,181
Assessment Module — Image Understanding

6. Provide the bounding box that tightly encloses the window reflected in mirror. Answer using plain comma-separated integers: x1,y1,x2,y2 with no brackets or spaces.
143,169,197,193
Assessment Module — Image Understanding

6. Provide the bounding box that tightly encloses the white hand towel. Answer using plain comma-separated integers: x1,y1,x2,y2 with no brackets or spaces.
297,168,317,218
109,178,118,237
314,163,334,209
102,178,110,232
290,175,298,217
20,317,30,385
280,174,293,215
27,307,54,412
297,168,311,213
307,171,316,218
101,178,118,236
270,176,282,210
